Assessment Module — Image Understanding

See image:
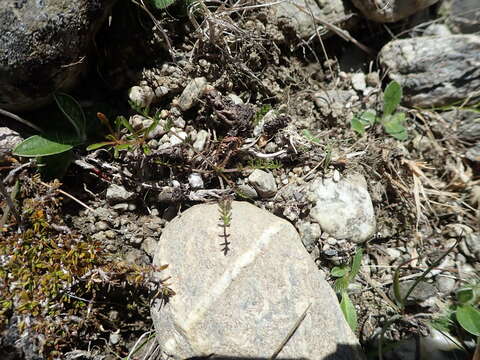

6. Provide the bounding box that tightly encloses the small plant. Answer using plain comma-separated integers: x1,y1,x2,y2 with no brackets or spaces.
432,280,480,342
351,80,408,140
86,110,159,157
218,196,232,255
331,247,363,331
13,93,87,177
253,104,272,126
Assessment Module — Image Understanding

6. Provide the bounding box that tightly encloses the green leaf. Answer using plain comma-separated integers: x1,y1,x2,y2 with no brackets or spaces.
351,110,377,135
457,287,474,304
340,292,357,331
359,110,377,126
348,248,363,283
13,134,80,157
383,112,408,140
302,129,321,144
351,118,365,135
116,115,135,135
86,142,113,151
383,81,402,116
149,0,176,9
334,276,349,294
38,150,74,180
456,305,480,335
331,266,349,278
54,93,86,141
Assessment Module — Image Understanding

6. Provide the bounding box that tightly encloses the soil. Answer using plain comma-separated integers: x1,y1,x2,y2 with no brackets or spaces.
1,1,479,359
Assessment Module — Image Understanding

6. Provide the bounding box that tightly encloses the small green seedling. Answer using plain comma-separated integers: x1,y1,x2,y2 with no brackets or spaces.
87,110,159,157
351,81,408,140
218,196,232,255
331,247,363,331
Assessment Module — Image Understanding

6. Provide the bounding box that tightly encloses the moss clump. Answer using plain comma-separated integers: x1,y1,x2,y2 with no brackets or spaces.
0,177,172,358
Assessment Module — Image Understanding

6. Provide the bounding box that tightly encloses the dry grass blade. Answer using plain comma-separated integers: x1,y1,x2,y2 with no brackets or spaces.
271,303,312,359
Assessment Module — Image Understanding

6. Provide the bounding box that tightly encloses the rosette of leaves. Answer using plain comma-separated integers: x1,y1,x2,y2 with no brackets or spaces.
351,81,408,140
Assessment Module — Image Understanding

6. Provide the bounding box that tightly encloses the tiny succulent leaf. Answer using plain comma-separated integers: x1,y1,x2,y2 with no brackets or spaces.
54,93,86,141
456,305,480,335
383,81,402,116
340,292,358,331
13,135,79,157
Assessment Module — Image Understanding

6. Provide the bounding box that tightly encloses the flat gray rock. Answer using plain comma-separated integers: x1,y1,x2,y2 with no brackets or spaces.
307,173,376,243
379,35,480,107
151,201,364,360
351,0,438,23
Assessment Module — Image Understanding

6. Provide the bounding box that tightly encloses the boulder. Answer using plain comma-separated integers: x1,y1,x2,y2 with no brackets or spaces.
0,0,115,111
151,201,364,359
379,35,480,107
351,0,438,23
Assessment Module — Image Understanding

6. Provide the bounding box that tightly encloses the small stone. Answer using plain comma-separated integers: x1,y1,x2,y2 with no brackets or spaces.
248,169,277,198
176,77,208,111
351,73,367,92
386,248,402,259
264,142,278,153
423,23,451,36
173,117,186,128
333,169,341,182
227,93,243,104
141,237,159,257
0,127,23,151
112,203,129,211
129,86,155,108
436,275,456,294
106,184,134,204
464,233,480,261
188,173,204,189
170,131,187,146
366,72,380,87
154,86,169,99
326,237,337,245
104,230,116,239
389,280,437,304
307,173,376,243
129,114,148,131
109,310,119,322
297,221,321,251
193,130,209,152
95,221,109,231
109,332,121,345
236,184,258,199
